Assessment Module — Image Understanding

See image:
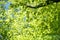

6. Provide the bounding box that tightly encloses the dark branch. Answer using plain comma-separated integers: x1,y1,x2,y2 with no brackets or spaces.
11,0,60,8
26,0,60,8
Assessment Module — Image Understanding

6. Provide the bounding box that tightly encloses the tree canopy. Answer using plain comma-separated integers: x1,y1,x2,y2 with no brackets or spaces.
0,0,60,40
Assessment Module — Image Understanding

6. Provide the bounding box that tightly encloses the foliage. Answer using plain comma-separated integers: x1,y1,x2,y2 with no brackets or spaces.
0,0,60,40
